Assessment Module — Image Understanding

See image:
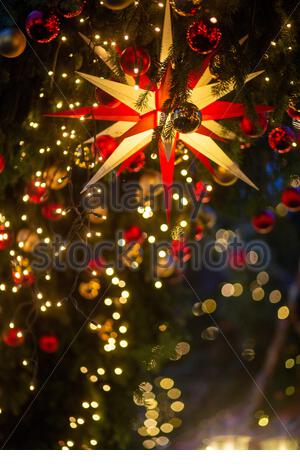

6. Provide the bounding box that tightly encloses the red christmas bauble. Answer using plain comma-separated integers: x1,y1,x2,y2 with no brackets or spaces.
92,135,118,161
87,257,107,274
187,19,222,55
0,154,5,173
120,47,151,77
281,187,300,212
268,127,295,154
95,87,120,108
124,225,143,244
240,114,268,138
3,328,24,347
26,180,48,204
124,151,146,173
194,225,204,240
171,238,191,263
41,202,64,220
39,334,59,353
26,10,60,44
252,210,276,234
12,270,35,287
57,0,86,18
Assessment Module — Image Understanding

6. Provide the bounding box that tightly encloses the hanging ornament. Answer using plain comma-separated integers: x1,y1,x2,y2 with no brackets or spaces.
79,279,101,299
0,27,26,58
194,224,204,240
57,0,86,18
0,224,12,250
0,154,5,173
2,328,24,347
287,96,300,120
172,103,202,133
87,205,108,224
42,202,65,220
92,135,118,161
252,210,275,234
120,47,151,77
45,166,70,190
187,19,222,54
12,256,35,287
213,166,237,186
119,151,146,173
240,114,268,138
25,10,60,44
170,0,202,16
95,87,120,108
25,179,48,204
101,0,135,11
124,225,144,244
17,229,40,252
74,145,96,169
268,127,295,154
281,187,300,212
39,334,59,353
121,241,143,269
139,170,162,200
156,253,176,278
171,238,191,263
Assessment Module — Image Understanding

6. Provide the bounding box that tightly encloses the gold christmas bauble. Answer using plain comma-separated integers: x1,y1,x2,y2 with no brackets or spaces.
170,0,202,16
0,27,26,58
17,229,40,252
156,255,175,278
139,170,162,199
45,166,70,190
79,279,101,300
87,206,108,224
213,166,237,186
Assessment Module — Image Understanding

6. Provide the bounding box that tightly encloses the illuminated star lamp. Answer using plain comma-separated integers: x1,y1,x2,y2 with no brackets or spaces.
48,0,272,220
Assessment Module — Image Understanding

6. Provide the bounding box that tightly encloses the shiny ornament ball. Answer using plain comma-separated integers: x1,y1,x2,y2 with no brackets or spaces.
26,180,48,204
0,154,5,173
79,279,101,300
92,135,118,161
187,19,222,55
95,87,120,108
156,255,175,278
124,225,143,244
172,103,202,133
139,170,162,199
46,166,70,190
268,127,295,154
0,27,26,58
42,202,65,220
39,334,59,353
25,10,60,44
240,114,268,138
213,166,237,186
0,225,12,250
170,0,202,16
17,229,40,252
287,96,300,120
120,47,151,77
3,328,24,347
101,0,135,11
124,151,145,173
252,210,275,234
74,145,96,169
57,0,86,18
281,187,300,212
